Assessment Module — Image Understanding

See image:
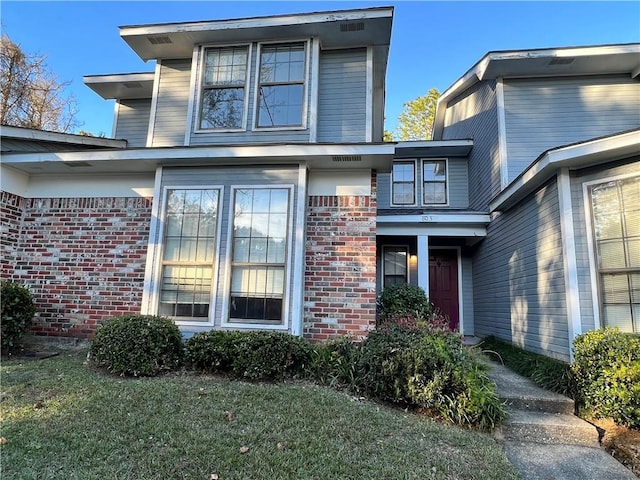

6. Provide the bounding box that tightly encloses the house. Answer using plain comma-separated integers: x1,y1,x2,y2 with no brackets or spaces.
1,6,638,362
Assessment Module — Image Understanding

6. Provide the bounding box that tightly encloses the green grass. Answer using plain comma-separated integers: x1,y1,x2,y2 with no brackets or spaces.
479,336,575,397
1,351,519,480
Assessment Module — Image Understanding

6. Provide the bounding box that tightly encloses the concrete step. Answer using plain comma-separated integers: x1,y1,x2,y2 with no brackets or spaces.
496,409,600,448
501,393,575,415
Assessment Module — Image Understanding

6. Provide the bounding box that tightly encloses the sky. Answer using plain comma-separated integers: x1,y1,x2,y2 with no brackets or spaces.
2,1,639,136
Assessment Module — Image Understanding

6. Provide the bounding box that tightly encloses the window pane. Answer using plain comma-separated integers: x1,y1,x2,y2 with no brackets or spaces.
597,240,626,269
603,305,633,332
594,213,623,240
200,88,244,129
424,161,446,181
258,85,304,127
424,182,446,204
204,47,247,86
393,163,414,182
393,183,414,205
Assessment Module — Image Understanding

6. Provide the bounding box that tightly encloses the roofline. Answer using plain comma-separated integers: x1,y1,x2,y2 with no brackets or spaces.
0,125,127,149
83,72,155,81
433,43,640,139
489,129,640,211
119,6,394,34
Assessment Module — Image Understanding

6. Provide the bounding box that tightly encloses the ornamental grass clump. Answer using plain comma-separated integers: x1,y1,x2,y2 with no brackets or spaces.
89,315,183,377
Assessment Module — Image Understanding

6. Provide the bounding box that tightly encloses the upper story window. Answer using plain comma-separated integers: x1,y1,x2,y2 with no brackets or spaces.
199,46,249,130
423,160,447,204
392,162,416,205
256,42,306,128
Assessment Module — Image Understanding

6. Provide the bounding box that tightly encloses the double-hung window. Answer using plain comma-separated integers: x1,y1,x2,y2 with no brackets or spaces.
159,189,220,319
199,46,248,130
423,160,447,205
229,188,290,324
256,42,306,128
589,175,640,333
392,162,415,205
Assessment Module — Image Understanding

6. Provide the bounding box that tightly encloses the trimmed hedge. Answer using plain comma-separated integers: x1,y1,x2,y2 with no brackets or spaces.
572,328,640,428
1,280,37,354
89,315,184,377
185,330,312,380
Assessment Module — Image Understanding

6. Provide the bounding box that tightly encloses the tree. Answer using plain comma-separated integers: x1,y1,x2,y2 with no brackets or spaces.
1,33,78,132
395,88,440,141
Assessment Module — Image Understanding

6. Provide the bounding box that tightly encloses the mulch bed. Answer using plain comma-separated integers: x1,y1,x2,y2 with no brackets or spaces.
589,418,640,477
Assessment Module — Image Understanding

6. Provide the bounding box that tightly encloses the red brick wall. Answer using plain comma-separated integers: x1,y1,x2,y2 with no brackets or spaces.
0,191,24,279
303,172,377,341
5,196,152,339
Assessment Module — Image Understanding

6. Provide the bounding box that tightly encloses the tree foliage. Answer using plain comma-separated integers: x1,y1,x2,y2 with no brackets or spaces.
1,33,78,132
396,88,440,141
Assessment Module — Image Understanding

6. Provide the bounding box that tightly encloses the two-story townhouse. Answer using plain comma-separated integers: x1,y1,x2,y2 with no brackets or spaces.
1,7,420,342
431,44,640,361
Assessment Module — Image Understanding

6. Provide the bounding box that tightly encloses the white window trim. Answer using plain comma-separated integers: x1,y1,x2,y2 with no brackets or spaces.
145,61,162,147
382,245,410,286
221,184,295,330
193,43,253,134
252,39,310,132
421,158,449,206
582,171,640,331
390,160,418,207
184,45,200,145
151,184,225,327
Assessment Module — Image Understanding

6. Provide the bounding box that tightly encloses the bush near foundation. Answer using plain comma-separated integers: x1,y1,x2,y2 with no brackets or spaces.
1,280,37,354
572,328,640,428
185,330,312,380
89,315,184,377
377,283,434,324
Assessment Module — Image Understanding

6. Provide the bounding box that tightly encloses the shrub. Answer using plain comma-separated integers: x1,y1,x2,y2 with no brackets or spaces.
377,284,433,324
89,315,183,377
185,330,312,381
307,336,360,389
354,327,504,430
572,328,640,428
1,280,37,354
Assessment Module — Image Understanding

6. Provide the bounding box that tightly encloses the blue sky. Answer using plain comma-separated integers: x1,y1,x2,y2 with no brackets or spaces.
2,1,639,136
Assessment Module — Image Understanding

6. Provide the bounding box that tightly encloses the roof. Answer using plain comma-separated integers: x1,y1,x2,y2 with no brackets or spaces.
0,125,127,153
433,43,640,139
84,72,155,100
120,6,394,61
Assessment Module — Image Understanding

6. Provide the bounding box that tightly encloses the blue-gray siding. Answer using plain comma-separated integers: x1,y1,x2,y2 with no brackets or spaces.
473,178,570,361
442,80,500,211
461,256,474,336
569,156,640,333
151,59,191,147
504,75,640,182
158,165,301,332
317,48,367,142
115,99,151,147
377,158,469,210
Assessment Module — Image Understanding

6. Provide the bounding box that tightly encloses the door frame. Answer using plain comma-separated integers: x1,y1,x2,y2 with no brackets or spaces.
428,246,463,334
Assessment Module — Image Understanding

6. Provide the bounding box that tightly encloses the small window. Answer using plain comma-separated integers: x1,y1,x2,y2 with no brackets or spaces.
256,43,306,128
383,246,408,287
590,175,639,333
423,160,447,204
229,188,290,324
159,189,220,319
392,162,415,205
199,46,248,129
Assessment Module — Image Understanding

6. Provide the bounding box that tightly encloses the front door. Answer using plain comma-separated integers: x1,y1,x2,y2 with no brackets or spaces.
429,249,459,331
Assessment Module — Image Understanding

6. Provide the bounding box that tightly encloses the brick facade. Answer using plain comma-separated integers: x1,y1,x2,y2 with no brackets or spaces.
303,172,378,341
2,195,152,339
0,191,24,279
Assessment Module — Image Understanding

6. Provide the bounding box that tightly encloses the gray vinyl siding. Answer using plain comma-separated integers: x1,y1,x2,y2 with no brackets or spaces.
376,158,468,210
317,48,367,142
504,75,640,182
115,99,151,147
189,41,313,145
461,256,474,336
442,80,500,211
158,165,301,332
151,59,192,147
569,156,640,333
473,178,571,361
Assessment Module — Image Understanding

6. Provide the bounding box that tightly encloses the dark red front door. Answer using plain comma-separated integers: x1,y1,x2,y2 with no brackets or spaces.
429,250,459,331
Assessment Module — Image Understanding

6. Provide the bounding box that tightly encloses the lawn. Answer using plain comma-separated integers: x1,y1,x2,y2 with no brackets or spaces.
1,350,520,480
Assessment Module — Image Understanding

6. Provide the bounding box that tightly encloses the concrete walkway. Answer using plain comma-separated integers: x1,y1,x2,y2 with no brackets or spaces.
487,362,637,480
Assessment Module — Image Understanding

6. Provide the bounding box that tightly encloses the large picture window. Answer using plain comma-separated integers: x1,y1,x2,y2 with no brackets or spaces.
392,162,415,205
159,189,220,319
199,46,248,129
256,43,306,128
590,175,639,333
423,160,447,204
229,188,290,324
